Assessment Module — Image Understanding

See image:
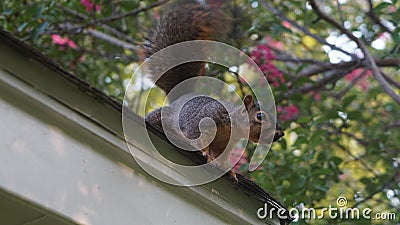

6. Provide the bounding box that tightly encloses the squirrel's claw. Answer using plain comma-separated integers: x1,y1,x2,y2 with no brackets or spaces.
228,170,238,182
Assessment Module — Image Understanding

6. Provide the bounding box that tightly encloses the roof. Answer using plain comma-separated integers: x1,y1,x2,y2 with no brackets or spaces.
0,29,292,225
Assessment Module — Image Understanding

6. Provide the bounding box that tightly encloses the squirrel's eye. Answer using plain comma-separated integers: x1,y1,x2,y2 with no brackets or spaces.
256,112,266,121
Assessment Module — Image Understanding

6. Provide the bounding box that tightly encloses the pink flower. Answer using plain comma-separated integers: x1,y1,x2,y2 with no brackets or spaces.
256,44,275,60
345,68,371,90
277,105,299,121
309,91,321,101
51,34,78,50
282,21,291,29
250,50,262,64
95,4,102,12
81,0,102,12
229,148,248,172
265,36,284,50
51,34,68,45
67,40,78,49
260,63,284,87
249,41,286,87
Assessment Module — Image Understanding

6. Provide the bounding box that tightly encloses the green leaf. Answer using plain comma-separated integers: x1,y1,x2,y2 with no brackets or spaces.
32,21,48,40
330,156,343,165
392,30,400,44
36,5,45,19
17,22,28,32
347,111,362,120
373,2,392,13
314,185,329,192
309,134,323,149
1,9,13,16
313,168,331,175
297,116,311,123
305,149,316,160
294,135,307,146
297,176,306,188
342,94,357,108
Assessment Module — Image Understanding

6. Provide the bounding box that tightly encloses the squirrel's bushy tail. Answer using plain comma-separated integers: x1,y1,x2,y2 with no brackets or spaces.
144,0,229,100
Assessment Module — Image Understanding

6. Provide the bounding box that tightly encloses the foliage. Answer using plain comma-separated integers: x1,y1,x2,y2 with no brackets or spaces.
1,0,399,224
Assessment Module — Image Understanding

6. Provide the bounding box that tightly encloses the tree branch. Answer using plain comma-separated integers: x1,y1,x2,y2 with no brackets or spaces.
334,68,369,99
286,67,354,97
366,0,393,34
381,71,400,90
351,169,399,208
308,0,400,105
58,23,139,51
336,0,345,25
60,6,138,44
92,0,170,24
297,57,400,77
259,0,357,59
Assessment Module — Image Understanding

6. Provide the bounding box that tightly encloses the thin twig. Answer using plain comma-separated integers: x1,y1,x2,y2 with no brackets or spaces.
334,68,369,99
60,6,138,44
286,62,360,97
92,0,169,24
381,71,400,90
366,0,393,34
350,169,399,208
297,57,399,77
259,0,357,59
336,0,345,25
57,22,139,51
308,0,400,105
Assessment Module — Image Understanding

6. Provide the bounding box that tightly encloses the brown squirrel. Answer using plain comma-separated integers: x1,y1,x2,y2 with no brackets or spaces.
144,0,284,179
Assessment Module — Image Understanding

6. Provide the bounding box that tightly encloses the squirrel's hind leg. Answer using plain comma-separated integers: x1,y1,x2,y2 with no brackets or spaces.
201,146,214,163
228,170,238,182
201,147,238,182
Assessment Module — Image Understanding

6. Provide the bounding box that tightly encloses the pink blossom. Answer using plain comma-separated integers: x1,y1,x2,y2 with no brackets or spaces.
256,44,275,60
268,70,285,87
249,41,286,87
153,11,161,20
345,68,371,90
310,91,321,101
51,34,78,50
81,0,102,12
229,148,248,172
258,76,267,87
95,4,102,12
265,36,284,50
250,50,262,64
260,63,284,87
277,105,299,121
282,21,291,29
51,34,68,45
67,40,78,49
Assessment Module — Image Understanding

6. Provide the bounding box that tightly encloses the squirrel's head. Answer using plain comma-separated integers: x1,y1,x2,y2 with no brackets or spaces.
240,94,284,144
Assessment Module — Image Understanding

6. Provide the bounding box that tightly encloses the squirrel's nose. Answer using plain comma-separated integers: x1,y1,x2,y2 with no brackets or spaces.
273,122,284,142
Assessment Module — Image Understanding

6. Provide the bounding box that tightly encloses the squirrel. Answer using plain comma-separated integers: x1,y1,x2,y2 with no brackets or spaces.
144,0,284,180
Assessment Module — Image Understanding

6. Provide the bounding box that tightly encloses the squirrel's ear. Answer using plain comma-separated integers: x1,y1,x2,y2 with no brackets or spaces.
243,94,254,111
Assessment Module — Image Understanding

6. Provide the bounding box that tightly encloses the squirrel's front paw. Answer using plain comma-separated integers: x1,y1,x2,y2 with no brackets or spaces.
228,170,238,182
